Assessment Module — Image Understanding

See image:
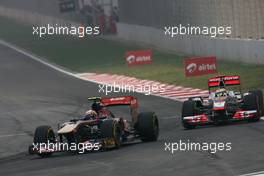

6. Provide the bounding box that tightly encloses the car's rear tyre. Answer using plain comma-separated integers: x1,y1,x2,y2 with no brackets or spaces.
101,120,122,149
33,125,55,157
250,90,264,117
244,93,260,122
138,112,159,142
182,100,197,129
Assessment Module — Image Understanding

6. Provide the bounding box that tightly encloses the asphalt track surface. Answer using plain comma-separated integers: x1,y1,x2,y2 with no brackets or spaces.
0,43,264,176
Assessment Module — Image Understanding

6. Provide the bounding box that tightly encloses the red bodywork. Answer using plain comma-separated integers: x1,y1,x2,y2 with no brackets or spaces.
101,96,138,108
100,96,139,124
184,114,209,124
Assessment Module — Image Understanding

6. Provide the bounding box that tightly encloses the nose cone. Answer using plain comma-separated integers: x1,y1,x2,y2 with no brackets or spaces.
58,123,78,134
213,101,226,111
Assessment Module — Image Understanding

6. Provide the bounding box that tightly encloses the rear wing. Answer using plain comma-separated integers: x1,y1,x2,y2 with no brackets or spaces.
208,75,241,91
100,96,138,108
88,97,101,101
100,96,139,125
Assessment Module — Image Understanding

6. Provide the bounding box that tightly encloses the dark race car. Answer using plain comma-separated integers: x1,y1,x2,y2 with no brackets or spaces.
182,75,264,129
29,96,159,157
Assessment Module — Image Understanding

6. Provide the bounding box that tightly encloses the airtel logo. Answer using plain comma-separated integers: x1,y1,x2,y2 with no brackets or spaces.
186,63,197,73
198,64,216,71
126,55,136,64
187,63,216,73
185,57,217,76
126,55,151,64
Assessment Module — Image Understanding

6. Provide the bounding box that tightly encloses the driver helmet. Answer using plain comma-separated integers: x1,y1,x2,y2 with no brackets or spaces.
215,88,228,98
92,102,103,113
83,110,98,120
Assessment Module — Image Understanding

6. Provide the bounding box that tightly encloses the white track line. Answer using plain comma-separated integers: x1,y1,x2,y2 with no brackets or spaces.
161,116,178,120
0,40,79,79
0,39,111,89
0,133,28,138
240,171,264,176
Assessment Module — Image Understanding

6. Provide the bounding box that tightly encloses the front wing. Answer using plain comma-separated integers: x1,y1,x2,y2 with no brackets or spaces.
183,110,258,125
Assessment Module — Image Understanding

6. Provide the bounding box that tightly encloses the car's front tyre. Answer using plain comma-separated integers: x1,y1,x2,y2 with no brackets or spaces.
33,125,55,157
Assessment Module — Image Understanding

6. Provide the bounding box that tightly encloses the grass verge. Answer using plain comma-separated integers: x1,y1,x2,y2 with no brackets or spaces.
0,16,263,92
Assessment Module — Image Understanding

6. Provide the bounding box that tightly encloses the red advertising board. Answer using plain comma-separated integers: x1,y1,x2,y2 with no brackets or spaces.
184,56,217,77
125,50,152,66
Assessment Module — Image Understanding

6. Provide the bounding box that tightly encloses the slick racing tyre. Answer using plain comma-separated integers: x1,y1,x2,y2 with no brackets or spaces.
138,112,159,142
244,93,260,122
101,120,122,149
33,125,55,157
250,90,264,117
182,100,197,129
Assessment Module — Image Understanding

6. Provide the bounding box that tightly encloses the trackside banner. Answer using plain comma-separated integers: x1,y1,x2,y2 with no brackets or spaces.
125,50,152,66
184,56,217,77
